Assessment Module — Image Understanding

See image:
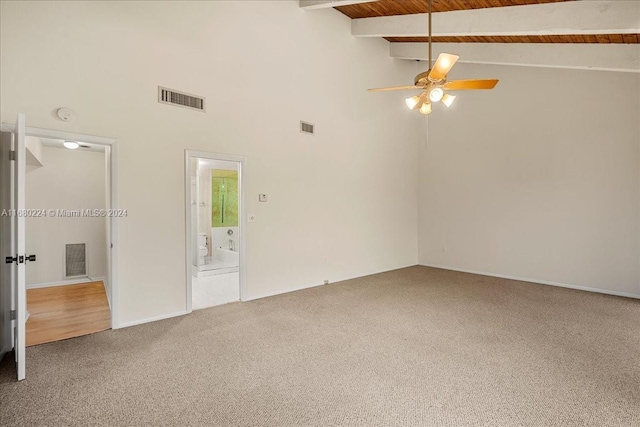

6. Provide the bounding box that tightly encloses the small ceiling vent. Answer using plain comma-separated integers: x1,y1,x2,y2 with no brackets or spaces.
158,86,205,112
300,121,315,135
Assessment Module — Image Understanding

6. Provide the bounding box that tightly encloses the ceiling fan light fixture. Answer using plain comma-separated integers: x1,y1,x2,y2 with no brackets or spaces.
419,102,432,115
405,95,421,110
429,87,444,103
63,141,79,150
366,0,498,114
441,93,456,108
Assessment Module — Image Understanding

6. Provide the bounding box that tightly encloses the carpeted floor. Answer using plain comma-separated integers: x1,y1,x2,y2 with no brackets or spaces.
1,266,639,426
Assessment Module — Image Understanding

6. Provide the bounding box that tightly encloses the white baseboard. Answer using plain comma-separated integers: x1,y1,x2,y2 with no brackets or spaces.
117,310,187,329
244,281,324,302
420,263,640,300
26,276,107,290
244,262,418,302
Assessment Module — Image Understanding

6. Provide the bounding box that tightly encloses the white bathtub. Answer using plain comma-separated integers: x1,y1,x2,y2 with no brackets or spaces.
198,247,239,276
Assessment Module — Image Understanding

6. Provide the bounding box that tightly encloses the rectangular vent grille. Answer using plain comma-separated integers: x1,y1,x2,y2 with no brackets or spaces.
300,121,315,135
158,87,205,112
65,243,86,278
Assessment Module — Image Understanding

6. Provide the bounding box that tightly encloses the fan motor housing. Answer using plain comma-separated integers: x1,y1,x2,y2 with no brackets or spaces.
414,70,445,86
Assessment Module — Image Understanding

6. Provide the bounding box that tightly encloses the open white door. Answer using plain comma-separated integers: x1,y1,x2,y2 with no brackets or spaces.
13,113,27,381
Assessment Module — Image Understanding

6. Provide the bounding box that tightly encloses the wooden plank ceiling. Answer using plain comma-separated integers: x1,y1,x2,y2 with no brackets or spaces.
335,0,570,18
335,0,640,44
387,35,640,44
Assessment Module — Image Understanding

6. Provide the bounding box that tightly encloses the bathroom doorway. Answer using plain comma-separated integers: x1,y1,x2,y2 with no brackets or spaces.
185,151,246,312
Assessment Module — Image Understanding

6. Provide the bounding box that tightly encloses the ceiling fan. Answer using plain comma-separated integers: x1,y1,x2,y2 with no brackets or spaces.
368,0,499,114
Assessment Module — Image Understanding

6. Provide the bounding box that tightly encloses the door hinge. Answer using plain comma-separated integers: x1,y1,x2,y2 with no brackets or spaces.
10,310,16,320
9,150,16,161
6,255,30,263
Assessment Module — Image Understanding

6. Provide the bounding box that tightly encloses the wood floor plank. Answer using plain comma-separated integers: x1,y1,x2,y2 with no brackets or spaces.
26,281,111,347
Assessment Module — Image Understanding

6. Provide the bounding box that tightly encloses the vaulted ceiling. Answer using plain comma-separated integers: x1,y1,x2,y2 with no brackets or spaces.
300,0,640,72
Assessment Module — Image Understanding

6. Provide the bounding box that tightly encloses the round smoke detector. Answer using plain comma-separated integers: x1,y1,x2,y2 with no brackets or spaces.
56,108,76,122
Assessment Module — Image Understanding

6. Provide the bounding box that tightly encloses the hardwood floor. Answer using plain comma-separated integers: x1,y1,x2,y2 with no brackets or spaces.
26,281,111,347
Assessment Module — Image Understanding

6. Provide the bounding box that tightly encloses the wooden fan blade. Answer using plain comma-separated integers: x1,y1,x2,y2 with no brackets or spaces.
444,79,499,90
368,85,423,92
428,53,459,81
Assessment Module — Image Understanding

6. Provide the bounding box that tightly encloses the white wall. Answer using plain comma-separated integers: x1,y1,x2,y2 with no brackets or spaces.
190,158,198,268
197,166,212,244
418,62,640,297
25,136,44,167
25,147,107,285
0,1,421,325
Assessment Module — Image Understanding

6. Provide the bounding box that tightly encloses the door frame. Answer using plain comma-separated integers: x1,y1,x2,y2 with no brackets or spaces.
0,132,14,359
184,150,247,313
0,123,121,329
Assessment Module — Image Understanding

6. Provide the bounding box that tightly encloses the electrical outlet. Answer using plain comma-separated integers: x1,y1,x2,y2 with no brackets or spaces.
324,280,329,285
258,194,267,202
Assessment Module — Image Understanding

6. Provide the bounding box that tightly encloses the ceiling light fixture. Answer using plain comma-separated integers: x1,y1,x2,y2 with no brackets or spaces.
63,141,79,150
429,87,444,103
419,102,432,115
405,95,421,110
441,93,456,108
368,0,499,113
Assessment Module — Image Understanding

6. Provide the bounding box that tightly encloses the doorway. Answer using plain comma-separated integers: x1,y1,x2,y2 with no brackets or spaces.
0,118,119,380
185,151,246,312
23,137,111,346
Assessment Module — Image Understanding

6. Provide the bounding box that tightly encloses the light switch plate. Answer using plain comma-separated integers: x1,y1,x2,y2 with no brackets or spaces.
248,214,256,222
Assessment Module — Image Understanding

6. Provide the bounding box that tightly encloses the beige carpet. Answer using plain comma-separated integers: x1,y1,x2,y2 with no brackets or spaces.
1,266,639,426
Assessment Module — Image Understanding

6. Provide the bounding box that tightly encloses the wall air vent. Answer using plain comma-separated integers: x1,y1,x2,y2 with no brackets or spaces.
65,243,86,278
300,121,315,135
158,86,205,112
